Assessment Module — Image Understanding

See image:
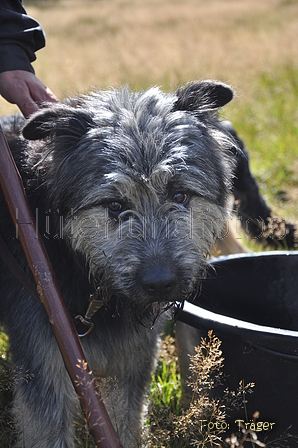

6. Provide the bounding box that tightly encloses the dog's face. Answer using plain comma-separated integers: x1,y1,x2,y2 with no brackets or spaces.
22,81,237,316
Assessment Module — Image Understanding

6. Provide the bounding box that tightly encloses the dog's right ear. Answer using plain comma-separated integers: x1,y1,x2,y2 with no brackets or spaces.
173,80,234,113
22,104,94,141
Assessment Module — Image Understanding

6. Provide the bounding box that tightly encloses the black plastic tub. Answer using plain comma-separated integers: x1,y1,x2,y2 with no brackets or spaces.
178,251,298,445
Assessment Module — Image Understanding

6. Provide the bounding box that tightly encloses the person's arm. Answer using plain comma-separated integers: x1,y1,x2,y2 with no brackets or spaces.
0,70,58,117
0,0,57,117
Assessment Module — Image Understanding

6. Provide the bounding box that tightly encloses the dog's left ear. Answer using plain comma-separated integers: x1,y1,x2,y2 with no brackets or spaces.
22,104,94,141
173,80,234,113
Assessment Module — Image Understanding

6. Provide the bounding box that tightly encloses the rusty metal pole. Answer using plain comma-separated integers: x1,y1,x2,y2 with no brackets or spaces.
0,126,123,448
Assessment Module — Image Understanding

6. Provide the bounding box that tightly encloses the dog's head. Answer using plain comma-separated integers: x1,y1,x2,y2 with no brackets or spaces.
22,81,238,321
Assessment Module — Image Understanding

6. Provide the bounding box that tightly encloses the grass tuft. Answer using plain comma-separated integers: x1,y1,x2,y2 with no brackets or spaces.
147,330,257,448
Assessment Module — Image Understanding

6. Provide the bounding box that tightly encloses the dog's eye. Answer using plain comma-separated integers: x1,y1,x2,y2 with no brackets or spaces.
108,201,122,213
172,192,189,205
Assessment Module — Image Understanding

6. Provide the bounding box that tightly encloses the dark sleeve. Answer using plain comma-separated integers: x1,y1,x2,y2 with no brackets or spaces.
0,0,46,74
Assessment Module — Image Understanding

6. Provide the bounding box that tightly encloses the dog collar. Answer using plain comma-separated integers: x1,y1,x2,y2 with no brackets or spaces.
0,232,104,338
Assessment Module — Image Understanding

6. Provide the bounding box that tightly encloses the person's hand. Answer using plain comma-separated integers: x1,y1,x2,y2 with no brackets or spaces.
0,70,58,117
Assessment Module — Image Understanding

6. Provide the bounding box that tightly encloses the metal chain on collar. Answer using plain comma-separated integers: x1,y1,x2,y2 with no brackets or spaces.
75,288,105,337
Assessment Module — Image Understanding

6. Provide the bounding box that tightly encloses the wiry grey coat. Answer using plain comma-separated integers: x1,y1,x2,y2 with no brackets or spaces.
0,81,238,447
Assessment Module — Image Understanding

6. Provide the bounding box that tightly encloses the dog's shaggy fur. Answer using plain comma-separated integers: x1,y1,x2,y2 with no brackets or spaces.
0,81,238,447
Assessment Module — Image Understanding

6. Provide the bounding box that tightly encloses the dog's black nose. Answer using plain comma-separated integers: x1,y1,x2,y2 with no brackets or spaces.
141,267,177,297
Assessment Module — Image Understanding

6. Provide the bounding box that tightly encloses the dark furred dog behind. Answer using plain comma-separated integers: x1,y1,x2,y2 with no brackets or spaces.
0,81,238,447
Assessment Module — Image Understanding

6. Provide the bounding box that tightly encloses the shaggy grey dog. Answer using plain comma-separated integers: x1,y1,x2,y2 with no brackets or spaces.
0,81,238,447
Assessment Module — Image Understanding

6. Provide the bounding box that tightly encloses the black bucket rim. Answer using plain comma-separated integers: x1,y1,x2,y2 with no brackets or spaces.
208,249,298,264
182,300,298,339
178,251,298,361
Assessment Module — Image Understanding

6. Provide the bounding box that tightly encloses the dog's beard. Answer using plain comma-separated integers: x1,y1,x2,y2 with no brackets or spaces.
135,279,202,328
131,280,202,328
92,265,203,328
132,300,185,328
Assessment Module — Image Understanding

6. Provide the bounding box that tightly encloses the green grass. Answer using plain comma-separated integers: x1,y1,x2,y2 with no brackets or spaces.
0,329,9,362
149,337,182,418
227,64,298,222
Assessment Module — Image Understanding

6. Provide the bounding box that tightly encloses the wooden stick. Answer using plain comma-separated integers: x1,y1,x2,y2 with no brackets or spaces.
0,125,123,448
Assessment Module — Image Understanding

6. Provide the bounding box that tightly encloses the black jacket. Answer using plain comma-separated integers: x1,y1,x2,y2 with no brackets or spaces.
0,0,45,74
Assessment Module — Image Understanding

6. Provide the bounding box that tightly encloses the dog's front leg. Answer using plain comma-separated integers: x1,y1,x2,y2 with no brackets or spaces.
11,333,78,448
94,332,160,448
105,369,152,448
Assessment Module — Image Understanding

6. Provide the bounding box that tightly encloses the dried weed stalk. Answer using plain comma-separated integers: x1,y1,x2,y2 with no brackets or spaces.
148,330,228,447
225,411,266,448
147,330,261,448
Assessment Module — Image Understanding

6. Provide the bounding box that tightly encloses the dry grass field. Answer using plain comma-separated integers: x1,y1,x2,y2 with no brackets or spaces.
1,2,298,446
1,0,298,222
0,0,297,103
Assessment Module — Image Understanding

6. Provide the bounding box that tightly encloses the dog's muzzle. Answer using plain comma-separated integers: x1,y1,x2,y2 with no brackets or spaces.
140,265,178,299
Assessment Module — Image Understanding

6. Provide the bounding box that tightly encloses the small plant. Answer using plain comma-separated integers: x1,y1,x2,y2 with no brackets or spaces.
147,330,260,448
225,412,266,448
147,330,226,447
